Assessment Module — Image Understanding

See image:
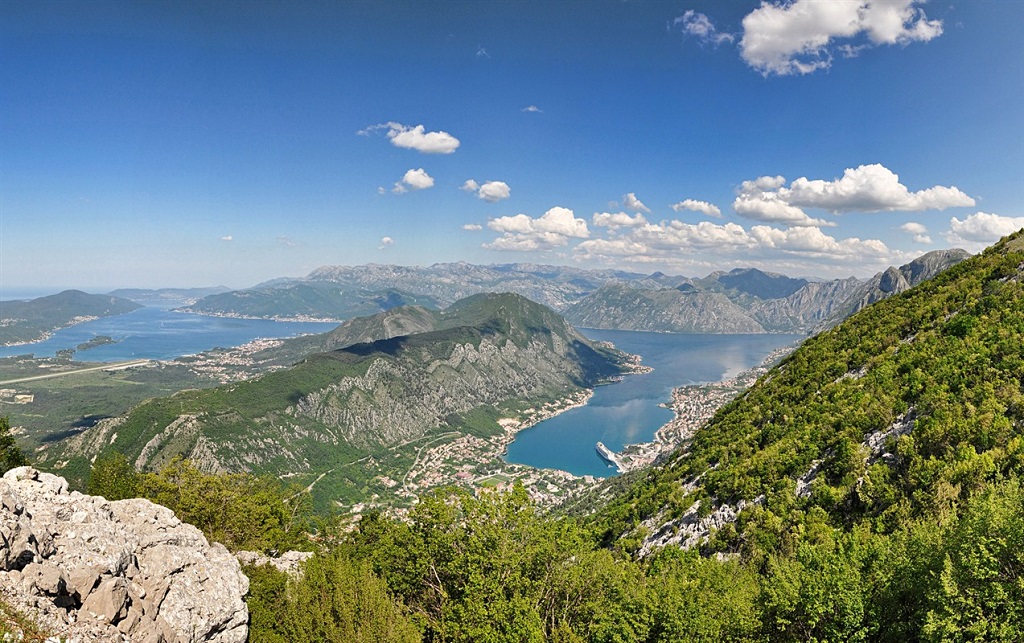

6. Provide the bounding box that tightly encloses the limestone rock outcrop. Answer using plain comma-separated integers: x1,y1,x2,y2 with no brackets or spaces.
0,467,249,642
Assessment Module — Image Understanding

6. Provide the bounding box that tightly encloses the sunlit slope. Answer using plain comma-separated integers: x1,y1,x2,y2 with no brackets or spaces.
45,293,627,510
588,230,1024,553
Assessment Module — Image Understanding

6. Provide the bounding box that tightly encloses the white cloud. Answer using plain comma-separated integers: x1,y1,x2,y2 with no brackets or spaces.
462,224,483,231
733,192,833,227
478,181,511,203
522,105,542,113
945,212,1024,250
740,0,943,76
748,225,890,259
359,122,460,154
575,219,892,269
378,236,394,250
900,221,932,244
671,199,722,217
485,206,589,251
377,186,386,195
674,10,734,46
732,164,974,227
476,46,490,59
276,236,299,247
593,212,648,228
220,235,233,242
782,164,974,212
461,179,511,202
393,168,434,194
623,192,651,213
740,175,787,194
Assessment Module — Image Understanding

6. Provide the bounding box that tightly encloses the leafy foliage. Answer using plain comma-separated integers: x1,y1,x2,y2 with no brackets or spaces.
87,455,311,553
0,416,29,474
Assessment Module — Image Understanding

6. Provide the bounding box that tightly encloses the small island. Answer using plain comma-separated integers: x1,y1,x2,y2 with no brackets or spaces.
76,335,118,351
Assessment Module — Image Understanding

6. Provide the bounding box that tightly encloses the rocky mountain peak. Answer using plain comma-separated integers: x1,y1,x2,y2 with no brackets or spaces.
0,467,249,642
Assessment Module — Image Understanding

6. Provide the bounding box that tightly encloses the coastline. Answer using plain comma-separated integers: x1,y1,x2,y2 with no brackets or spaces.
615,344,796,472
1,316,100,348
173,308,343,324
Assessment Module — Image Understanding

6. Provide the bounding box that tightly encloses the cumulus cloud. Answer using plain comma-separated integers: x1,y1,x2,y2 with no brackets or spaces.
732,164,973,227
462,223,483,231
522,105,542,113
593,212,648,228
623,193,651,213
485,206,589,251
674,10,734,46
900,222,932,244
671,199,722,217
740,0,943,76
393,168,434,193
220,235,233,242
359,122,460,154
461,179,511,202
945,212,1024,250
478,181,511,202
574,219,891,269
378,236,394,249
733,191,833,227
781,164,974,212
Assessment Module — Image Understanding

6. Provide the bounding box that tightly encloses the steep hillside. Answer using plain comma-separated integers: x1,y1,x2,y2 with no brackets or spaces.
0,290,141,345
819,248,972,328
699,267,808,300
583,231,1024,561
44,294,629,510
563,284,766,333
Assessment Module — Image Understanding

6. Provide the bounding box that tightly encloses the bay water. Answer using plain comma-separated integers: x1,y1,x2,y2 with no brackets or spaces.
0,306,338,361
504,330,803,478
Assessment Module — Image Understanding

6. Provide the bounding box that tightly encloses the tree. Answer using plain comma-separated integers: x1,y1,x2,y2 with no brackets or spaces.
87,451,140,500
0,416,28,474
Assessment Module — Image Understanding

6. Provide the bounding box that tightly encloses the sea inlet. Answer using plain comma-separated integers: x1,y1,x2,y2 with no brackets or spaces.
504,329,802,478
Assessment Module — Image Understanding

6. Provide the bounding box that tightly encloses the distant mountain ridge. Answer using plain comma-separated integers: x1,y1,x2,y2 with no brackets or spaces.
0,290,141,345
181,251,971,334
564,249,970,334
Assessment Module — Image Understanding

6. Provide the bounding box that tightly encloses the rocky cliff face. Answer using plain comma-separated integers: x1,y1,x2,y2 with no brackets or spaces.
0,467,248,642
563,284,766,333
819,248,971,329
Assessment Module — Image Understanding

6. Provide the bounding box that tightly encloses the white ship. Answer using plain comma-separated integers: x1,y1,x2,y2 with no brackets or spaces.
595,441,618,466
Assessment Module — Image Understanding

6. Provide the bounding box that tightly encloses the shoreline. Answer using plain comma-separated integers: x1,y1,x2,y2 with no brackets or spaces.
615,344,797,472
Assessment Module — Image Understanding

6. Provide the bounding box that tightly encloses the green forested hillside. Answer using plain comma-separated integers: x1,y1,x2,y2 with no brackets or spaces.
49,293,627,511
78,232,1023,642
588,231,1023,549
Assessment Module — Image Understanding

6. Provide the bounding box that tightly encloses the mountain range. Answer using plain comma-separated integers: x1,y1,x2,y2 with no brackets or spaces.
178,250,971,334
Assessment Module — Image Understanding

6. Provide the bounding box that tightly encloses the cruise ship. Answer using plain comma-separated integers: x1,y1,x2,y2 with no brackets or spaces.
595,441,617,465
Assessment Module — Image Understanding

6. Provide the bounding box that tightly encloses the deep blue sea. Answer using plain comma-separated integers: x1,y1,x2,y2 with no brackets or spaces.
504,330,803,478
0,306,338,361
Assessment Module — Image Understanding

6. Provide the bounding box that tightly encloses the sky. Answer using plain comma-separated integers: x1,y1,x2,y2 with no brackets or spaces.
2,0,1023,293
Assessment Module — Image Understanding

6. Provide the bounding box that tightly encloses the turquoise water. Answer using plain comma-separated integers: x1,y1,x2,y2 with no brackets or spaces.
0,307,338,361
504,330,803,478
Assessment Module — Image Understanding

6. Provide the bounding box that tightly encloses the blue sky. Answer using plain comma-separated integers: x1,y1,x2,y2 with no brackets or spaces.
2,0,1022,292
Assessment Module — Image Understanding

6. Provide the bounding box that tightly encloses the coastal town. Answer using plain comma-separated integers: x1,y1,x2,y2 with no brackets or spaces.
344,344,796,517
